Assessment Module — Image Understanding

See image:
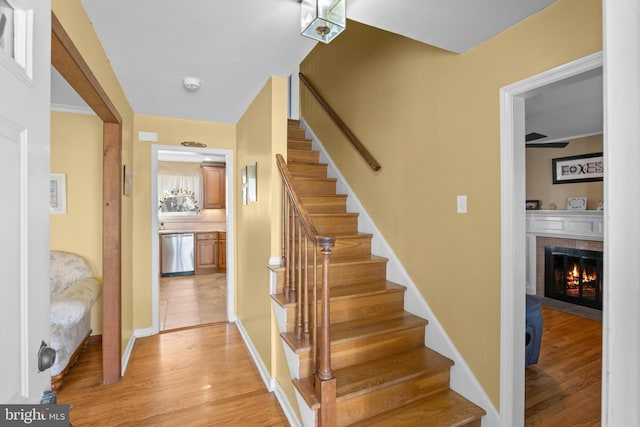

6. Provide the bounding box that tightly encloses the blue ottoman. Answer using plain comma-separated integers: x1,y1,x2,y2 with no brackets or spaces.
525,295,543,365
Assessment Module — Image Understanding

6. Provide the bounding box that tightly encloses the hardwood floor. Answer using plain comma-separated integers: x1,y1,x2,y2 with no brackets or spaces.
159,273,227,331
57,323,288,426
525,306,602,426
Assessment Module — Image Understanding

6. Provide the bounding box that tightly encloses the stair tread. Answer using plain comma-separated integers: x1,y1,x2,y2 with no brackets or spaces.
310,212,358,217
329,254,388,266
294,176,337,182
283,312,427,353
294,347,453,402
348,389,486,426
288,160,327,166
335,347,453,398
272,280,406,307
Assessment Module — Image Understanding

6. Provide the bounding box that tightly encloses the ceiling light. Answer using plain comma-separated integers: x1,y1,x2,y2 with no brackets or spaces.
181,141,207,148
183,77,201,91
301,0,346,44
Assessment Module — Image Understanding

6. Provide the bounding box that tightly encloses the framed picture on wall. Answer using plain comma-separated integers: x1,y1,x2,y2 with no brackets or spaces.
552,152,603,184
526,200,540,210
50,173,66,214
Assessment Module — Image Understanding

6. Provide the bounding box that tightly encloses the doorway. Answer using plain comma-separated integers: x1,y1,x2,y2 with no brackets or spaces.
150,144,235,334
499,52,603,426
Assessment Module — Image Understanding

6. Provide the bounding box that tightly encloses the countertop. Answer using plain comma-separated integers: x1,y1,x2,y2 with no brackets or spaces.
159,229,225,235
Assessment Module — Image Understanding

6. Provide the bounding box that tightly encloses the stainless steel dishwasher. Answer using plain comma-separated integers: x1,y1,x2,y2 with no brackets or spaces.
161,232,195,277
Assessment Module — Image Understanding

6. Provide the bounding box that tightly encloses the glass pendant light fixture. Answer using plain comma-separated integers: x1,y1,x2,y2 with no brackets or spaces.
301,0,346,44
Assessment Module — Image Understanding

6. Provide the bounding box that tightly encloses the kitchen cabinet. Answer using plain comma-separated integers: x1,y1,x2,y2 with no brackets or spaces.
218,232,226,272
195,232,218,274
201,163,225,209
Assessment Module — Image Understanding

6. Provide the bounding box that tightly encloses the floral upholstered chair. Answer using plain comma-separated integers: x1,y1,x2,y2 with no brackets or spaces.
50,251,101,391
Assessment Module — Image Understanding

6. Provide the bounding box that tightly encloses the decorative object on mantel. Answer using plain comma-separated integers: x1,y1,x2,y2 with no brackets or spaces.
548,202,557,210
181,141,207,148
567,197,588,211
552,152,603,184
526,200,541,210
597,200,604,211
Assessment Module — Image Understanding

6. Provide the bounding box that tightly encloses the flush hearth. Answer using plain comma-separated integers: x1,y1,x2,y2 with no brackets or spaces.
544,246,603,310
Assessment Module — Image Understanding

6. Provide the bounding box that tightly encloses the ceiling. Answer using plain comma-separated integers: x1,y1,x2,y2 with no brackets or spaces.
51,0,602,144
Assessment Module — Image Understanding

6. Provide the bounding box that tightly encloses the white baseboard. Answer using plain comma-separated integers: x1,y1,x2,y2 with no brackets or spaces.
121,327,156,376
121,334,136,376
235,319,273,392
272,379,302,427
300,117,499,426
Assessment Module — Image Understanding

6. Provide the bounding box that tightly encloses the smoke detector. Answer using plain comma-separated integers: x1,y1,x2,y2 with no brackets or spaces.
183,77,200,91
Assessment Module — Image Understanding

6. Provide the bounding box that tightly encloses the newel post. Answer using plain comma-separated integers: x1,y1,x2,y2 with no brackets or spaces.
315,238,336,426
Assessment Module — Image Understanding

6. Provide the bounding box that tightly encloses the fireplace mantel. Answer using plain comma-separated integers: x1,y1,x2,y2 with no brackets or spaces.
526,210,603,241
526,210,603,294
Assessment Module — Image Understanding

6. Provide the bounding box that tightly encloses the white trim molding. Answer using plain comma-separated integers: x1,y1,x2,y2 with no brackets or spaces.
602,1,640,424
499,52,603,427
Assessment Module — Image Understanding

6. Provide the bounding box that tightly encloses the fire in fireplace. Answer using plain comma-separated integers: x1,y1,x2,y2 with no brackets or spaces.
544,246,603,310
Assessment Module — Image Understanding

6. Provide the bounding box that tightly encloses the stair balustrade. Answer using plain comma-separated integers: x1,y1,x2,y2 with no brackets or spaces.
276,153,337,425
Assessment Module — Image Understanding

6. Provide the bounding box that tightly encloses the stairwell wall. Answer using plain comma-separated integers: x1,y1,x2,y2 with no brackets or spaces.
299,0,602,407
236,76,300,416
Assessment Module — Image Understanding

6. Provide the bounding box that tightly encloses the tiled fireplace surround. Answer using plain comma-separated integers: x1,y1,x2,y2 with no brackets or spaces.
526,211,604,319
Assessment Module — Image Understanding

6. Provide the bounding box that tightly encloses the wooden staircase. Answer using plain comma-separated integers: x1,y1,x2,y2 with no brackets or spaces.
272,119,485,426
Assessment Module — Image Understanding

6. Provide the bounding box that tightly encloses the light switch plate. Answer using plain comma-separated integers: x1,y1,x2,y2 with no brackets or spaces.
457,195,467,213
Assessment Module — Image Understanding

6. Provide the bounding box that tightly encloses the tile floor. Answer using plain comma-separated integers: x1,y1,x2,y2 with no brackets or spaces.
159,273,227,331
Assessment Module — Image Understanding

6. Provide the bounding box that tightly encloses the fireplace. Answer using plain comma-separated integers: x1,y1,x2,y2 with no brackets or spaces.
544,246,603,310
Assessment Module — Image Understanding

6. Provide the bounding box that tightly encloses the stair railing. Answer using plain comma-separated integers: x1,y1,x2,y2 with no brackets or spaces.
299,72,381,172
276,153,337,425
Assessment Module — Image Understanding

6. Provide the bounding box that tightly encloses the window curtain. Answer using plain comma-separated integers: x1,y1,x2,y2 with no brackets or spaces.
158,174,202,209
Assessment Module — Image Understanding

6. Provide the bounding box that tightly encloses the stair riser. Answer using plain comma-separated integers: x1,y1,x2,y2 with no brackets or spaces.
288,164,328,179
283,234,372,259
281,291,405,332
288,150,320,163
287,128,307,139
337,371,452,425
327,261,387,286
300,196,347,213
294,179,337,195
297,327,426,378
311,215,359,235
288,140,312,151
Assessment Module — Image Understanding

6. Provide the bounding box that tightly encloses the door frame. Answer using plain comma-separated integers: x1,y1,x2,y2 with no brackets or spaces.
150,144,236,334
498,51,603,426
51,12,122,385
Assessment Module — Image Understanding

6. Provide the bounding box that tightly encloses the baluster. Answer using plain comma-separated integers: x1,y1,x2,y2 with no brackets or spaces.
290,210,297,304
283,187,291,298
303,235,310,345
296,216,303,339
312,244,318,380
317,241,334,382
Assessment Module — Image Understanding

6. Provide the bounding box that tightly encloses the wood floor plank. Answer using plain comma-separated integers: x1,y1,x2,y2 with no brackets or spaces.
57,323,288,426
525,306,602,426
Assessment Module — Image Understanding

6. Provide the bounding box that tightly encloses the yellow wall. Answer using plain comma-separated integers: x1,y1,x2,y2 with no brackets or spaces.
50,111,104,335
235,76,292,404
526,135,603,210
132,114,235,329
300,0,602,406
52,0,135,355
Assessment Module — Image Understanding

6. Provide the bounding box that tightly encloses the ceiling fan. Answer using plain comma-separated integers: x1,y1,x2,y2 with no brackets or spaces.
525,132,569,148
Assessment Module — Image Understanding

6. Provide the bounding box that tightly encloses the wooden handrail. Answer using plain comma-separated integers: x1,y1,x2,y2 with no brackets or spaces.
276,154,337,424
299,72,382,172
